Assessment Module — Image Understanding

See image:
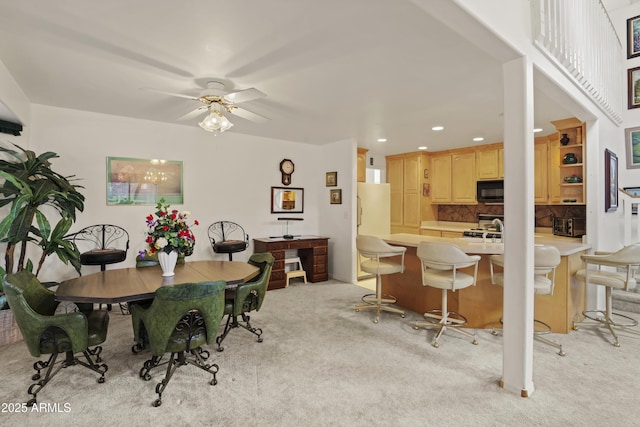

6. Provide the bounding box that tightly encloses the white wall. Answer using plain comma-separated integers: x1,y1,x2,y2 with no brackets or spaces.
16,104,352,283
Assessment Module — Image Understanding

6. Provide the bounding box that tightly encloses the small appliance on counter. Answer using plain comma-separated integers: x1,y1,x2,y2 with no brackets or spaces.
552,217,585,237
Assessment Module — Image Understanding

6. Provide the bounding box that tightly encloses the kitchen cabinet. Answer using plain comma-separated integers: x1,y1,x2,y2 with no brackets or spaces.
386,152,434,234
357,147,368,182
430,150,476,204
476,144,503,180
534,138,549,203
419,229,463,238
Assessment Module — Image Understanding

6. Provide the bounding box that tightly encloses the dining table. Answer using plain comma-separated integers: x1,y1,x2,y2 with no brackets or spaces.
55,260,260,304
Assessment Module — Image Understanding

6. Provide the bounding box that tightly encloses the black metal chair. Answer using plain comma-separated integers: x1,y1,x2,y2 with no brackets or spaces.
71,224,129,311
208,221,249,261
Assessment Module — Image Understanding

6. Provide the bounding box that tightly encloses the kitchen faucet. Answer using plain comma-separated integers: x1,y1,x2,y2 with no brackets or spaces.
492,218,504,243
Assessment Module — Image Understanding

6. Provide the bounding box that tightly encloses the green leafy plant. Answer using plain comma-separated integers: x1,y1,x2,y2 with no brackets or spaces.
0,143,85,277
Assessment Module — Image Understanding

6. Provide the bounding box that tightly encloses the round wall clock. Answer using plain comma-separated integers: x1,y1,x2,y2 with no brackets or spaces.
280,158,295,185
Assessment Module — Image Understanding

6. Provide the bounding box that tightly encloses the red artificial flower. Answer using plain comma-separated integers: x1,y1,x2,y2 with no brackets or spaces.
163,226,169,231
159,211,166,217
146,236,153,243
194,220,199,226
171,213,177,220
146,214,153,221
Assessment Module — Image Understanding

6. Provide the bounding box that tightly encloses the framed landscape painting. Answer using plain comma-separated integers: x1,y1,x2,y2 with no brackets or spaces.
625,126,640,169
628,15,640,58
106,157,183,205
628,67,640,109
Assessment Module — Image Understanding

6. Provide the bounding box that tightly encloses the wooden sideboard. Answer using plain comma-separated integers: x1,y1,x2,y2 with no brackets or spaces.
253,236,329,289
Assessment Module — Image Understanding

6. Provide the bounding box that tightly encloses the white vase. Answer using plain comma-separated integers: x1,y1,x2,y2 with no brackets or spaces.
158,250,178,276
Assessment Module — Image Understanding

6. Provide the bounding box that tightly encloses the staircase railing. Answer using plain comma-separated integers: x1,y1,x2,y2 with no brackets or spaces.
619,188,640,246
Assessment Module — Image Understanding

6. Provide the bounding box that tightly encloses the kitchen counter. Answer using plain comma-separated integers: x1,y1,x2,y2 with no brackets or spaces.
381,233,590,256
377,233,590,333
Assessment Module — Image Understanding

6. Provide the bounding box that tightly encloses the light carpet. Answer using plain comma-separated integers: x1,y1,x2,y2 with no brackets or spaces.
1,280,640,426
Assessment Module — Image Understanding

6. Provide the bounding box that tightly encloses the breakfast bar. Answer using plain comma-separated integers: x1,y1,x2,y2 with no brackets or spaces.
379,233,591,333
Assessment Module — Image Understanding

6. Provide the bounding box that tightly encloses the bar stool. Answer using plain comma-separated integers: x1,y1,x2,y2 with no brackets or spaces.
489,245,564,355
285,257,307,287
414,241,480,348
574,244,640,347
355,235,406,324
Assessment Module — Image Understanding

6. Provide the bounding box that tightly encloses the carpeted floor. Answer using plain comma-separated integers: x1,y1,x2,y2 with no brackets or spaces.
1,280,640,426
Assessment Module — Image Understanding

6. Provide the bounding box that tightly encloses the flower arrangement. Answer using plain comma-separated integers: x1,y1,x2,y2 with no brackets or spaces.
140,198,198,257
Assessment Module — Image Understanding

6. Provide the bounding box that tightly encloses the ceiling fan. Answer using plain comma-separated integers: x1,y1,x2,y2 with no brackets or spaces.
144,81,269,133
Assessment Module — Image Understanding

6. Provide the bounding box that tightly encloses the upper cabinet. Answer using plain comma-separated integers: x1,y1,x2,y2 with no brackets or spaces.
476,144,504,180
357,147,369,182
534,137,549,203
430,150,476,204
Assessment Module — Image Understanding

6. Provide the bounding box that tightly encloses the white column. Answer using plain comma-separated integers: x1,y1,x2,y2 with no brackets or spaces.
502,57,536,397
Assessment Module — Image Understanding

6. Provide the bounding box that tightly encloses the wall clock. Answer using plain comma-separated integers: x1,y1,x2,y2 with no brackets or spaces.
280,158,295,185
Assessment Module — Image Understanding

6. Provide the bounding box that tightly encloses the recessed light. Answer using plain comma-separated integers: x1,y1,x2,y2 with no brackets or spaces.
418,146,428,150
533,128,543,133
377,138,387,142
473,137,484,142
432,126,444,131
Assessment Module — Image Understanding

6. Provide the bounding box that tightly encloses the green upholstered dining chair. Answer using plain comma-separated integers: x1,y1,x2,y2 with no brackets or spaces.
3,270,109,407
129,280,226,407
215,252,274,352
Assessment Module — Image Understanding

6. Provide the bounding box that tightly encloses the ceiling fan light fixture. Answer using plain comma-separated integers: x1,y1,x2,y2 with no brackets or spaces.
199,108,234,134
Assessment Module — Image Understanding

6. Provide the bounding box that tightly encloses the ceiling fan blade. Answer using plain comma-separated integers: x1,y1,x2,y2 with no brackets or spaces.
222,87,266,104
141,87,200,101
229,106,270,123
177,106,208,121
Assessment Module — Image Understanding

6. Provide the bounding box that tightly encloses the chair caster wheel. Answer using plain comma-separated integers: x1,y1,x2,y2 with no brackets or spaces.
472,339,478,345
355,308,360,312
614,342,620,347
558,350,566,356
413,325,419,330
257,337,263,343
373,318,378,324
27,398,36,407
98,376,105,384
401,314,405,318
491,330,498,336
217,346,224,352
210,378,217,386
152,399,162,407
433,342,440,348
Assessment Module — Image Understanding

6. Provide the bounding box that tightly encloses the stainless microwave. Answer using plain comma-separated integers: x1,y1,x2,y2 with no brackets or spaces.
477,180,504,203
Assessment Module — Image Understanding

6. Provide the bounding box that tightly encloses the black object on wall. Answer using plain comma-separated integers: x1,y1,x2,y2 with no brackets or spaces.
0,119,22,136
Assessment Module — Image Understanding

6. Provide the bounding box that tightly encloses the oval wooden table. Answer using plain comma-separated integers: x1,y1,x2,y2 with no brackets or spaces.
56,260,260,305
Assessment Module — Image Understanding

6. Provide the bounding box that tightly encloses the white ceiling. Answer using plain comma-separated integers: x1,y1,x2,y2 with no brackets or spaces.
0,0,578,155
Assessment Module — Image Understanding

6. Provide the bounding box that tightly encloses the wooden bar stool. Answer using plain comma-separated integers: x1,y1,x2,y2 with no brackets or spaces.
285,257,307,287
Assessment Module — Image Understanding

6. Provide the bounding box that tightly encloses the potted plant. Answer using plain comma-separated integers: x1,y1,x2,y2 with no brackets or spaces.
0,143,85,278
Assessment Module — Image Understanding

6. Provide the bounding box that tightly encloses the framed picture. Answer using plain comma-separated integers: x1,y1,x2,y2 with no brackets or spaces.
326,171,337,187
628,67,640,109
605,149,618,213
271,186,304,213
330,189,342,204
106,157,183,205
625,126,640,169
628,15,640,59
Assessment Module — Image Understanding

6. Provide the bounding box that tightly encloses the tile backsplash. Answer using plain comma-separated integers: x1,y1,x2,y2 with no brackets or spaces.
437,203,586,227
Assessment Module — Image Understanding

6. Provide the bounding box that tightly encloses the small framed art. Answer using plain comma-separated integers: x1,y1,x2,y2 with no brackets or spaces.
330,189,342,204
604,149,618,213
625,126,640,169
326,171,337,187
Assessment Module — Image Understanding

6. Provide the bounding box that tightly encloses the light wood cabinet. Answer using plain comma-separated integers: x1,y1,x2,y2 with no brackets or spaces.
476,146,501,180
420,229,441,237
386,152,434,234
534,138,549,203
431,150,476,204
430,154,452,203
548,133,562,204
452,151,476,203
551,118,586,205
441,231,463,238
357,147,368,182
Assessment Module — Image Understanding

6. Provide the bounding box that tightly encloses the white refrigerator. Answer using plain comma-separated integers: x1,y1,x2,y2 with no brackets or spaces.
357,183,391,279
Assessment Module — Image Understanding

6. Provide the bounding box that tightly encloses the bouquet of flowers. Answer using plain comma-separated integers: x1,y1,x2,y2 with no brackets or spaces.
141,198,198,257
